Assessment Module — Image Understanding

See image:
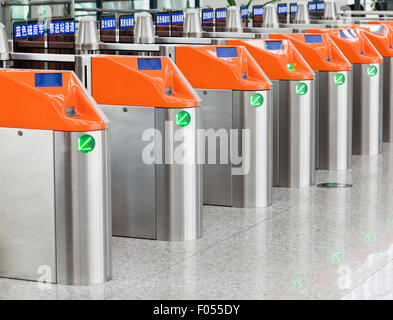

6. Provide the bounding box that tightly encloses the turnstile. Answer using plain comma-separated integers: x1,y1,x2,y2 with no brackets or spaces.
270,33,353,171
86,55,202,241
361,22,393,143
227,39,316,187
172,45,273,208
0,70,111,285
99,20,275,207
308,28,383,155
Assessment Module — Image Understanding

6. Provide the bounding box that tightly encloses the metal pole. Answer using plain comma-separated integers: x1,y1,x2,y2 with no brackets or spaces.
149,0,157,10
354,0,361,10
96,0,102,20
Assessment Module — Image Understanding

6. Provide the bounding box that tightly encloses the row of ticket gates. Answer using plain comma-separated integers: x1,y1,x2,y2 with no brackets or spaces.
0,4,392,286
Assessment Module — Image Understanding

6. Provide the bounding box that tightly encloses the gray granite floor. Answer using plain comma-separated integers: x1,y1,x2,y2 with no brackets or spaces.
1,144,393,300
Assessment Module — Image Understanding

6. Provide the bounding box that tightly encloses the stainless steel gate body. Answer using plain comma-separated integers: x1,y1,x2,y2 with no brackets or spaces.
352,63,383,155
0,129,111,285
199,89,272,208
272,79,316,187
102,105,202,241
317,70,353,170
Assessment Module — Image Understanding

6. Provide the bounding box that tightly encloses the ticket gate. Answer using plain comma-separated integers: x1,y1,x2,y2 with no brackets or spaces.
173,46,272,208
98,15,274,208
226,39,316,188
270,33,352,171
361,22,393,143
0,70,111,285
3,21,203,241
308,28,383,155
89,56,202,241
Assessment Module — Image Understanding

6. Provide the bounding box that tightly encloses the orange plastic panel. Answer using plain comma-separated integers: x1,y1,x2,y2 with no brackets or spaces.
226,39,314,80
92,56,198,108
0,70,105,131
307,28,382,64
269,33,351,71
363,22,393,57
175,46,270,90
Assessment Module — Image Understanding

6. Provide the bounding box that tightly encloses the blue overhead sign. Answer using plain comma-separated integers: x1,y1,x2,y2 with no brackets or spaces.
215,8,227,20
241,6,249,18
253,6,264,17
308,2,317,12
317,2,325,11
278,4,288,15
14,22,45,39
202,9,214,21
156,13,170,25
119,16,134,29
101,17,116,30
48,20,75,35
171,11,184,24
290,3,298,14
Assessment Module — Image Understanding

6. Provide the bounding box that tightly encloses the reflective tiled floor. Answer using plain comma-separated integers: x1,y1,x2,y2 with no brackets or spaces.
1,145,393,300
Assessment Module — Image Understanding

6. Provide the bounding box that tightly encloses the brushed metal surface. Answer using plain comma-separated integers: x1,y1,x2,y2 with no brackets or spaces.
103,106,157,239
135,12,155,44
198,89,233,206
383,57,393,142
273,80,316,187
155,107,202,241
232,90,272,208
317,70,353,170
54,130,112,285
352,63,383,155
0,128,56,282
76,16,100,51
183,9,203,37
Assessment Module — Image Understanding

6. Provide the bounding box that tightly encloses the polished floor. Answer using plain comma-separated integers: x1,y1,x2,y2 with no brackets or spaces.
1,145,393,300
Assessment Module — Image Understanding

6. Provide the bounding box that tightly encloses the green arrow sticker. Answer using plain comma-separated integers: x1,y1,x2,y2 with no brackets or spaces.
296,82,308,96
250,93,264,107
367,65,378,77
175,110,191,127
287,63,295,71
332,251,342,264
77,135,95,154
334,73,346,85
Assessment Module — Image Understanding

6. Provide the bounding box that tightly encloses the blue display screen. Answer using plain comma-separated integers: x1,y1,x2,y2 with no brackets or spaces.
101,17,116,30
216,47,238,58
253,6,264,17
216,8,227,21
137,58,162,70
35,73,63,87
278,4,288,15
290,4,298,14
119,16,134,29
14,23,45,39
202,9,214,21
241,6,249,18
304,34,323,44
156,13,170,25
265,41,284,51
171,11,184,24
48,20,75,35
339,29,357,39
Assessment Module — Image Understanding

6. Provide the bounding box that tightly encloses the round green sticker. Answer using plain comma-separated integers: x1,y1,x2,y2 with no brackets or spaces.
175,111,191,127
250,93,264,107
334,73,345,85
296,82,308,96
367,65,378,77
77,135,95,154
